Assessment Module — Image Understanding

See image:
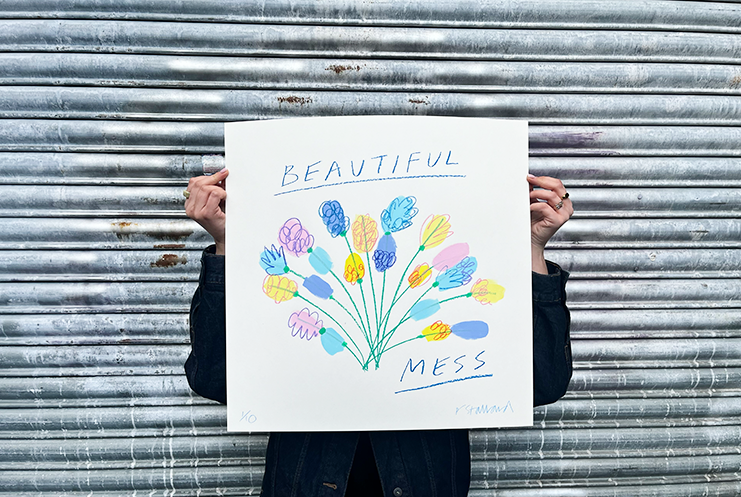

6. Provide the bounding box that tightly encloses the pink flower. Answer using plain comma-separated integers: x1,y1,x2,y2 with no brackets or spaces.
287,308,323,341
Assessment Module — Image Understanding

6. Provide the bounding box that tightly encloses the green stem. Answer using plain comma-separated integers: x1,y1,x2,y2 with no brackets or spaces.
329,295,364,333
327,268,368,338
380,290,471,356
439,293,471,305
396,286,433,328
296,294,366,365
365,251,380,341
288,269,305,280
375,271,387,360
380,215,448,340
296,264,370,356
343,234,375,359
318,329,363,367
377,315,415,359
384,334,424,353
379,248,422,337
358,283,377,363
379,279,415,331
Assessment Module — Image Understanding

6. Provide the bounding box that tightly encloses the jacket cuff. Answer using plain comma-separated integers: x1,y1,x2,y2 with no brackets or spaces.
532,260,569,303
200,245,225,290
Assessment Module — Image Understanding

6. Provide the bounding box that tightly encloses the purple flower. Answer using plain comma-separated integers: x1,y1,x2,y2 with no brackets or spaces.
319,200,349,238
278,218,315,257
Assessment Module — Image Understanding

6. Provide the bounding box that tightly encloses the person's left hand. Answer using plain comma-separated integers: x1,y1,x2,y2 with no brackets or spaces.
528,174,573,274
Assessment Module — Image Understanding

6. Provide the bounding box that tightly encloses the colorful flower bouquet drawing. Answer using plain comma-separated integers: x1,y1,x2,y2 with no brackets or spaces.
259,196,505,371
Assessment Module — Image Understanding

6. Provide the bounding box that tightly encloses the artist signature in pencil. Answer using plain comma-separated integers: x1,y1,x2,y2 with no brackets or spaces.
455,401,513,415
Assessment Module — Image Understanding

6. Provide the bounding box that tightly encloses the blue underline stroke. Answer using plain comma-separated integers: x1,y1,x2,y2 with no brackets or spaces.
275,174,467,197
394,374,493,394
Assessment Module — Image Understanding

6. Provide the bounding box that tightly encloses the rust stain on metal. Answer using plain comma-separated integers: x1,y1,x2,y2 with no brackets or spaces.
409,98,429,105
532,131,604,147
154,243,186,249
151,254,187,268
326,64,362,75
277,96,313,105
112,221,138,240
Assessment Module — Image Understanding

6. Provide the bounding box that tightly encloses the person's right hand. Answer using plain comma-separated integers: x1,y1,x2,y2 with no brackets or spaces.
184,168,229,255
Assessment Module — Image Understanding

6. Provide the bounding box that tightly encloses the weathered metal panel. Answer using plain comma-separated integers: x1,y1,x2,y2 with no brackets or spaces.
8,121,741,156
0,2,739,497
0,218,208,249
0,313,189,344
0,152,215,185
0,185,188,217
0,250,201,281
530,157,741,187
6,87,741,125
4,21,741,63
2,1,741,32
3,185,741,218
0,281,195,313
6,56,741,95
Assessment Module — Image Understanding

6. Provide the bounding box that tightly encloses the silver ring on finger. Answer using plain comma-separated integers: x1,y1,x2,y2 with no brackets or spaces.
555,201,564,210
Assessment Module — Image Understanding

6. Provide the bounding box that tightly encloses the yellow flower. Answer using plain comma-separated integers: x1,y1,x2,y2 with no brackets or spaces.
262,275,298,303
344,253,365,284
408,263,432,288
421,320,452,341
419,214,452,250
471,278,505,305
351,214,379,253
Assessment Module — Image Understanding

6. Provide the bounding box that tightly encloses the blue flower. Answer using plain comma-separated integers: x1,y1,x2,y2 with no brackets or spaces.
381,196,418,233
435,256,478,290
319,200,349,238
373,233,397,272
302,274,334,300
321,327,345,355
308,246,333,275
259,244,287,275
409,299,441,321
451,321,489,340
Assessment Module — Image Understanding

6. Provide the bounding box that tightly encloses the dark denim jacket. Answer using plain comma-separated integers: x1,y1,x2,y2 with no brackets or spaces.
185,246,572,497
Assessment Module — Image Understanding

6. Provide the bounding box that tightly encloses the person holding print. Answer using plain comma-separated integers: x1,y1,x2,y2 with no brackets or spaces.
183,167,573,496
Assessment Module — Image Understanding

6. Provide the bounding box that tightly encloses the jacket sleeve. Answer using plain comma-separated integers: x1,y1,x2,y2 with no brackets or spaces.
532,261,572,407
184,245,227,404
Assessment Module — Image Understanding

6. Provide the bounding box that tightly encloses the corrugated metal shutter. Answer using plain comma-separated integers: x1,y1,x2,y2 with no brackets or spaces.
1,1,739,495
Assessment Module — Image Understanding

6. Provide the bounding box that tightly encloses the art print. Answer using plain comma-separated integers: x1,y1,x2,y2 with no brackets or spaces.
225,116,532,432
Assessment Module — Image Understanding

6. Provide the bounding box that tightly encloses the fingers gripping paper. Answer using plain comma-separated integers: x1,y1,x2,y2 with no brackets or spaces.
225,116,532,432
